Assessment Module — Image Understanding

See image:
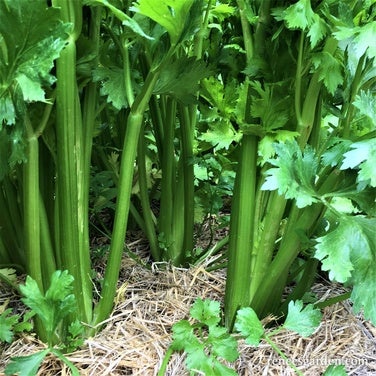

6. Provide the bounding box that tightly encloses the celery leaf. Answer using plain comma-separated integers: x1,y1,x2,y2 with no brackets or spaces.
315,220,356,283
199,119,241,150
0,309,19,343
4,349,49,376
131,0,202,45
311,52,343,95
153,57,211,104
348,217,376,323
353,90,376,128
341,139,376,187
282,0,315,30
261,140,319,208
207,325,239,361
190,298,221,327
234,307,264,346
315,216,376,324
93,67,128,110
20,271,77,340
172,319,201,351
283,300,322,337
0,0,70,106
323,365,347,376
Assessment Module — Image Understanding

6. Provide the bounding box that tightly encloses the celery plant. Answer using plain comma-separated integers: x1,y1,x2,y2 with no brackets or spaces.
205,0,376,328
1,0,375,361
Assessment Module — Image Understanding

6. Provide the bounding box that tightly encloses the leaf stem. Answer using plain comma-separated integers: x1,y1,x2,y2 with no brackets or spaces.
263,335,305,376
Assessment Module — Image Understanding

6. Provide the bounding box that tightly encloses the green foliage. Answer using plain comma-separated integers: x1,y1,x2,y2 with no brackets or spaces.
5,348,79,376
20,270,82,347
170,298,238,375
131,0,202,45
4,270,82,375
153,57,211,104
261,140,320,208
0,308,21,343
162,298,338,376
5,349,50,376
315,216,376,323
0,308,33,343
234,307,264,346
93,67,128,110
323,365,348,376
0,0,70,111
341,139,376,187
283,300,322,337
0,0,70,178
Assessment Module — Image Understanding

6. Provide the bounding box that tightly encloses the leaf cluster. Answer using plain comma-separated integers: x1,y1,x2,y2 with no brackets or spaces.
171,298,238,375
4,271,83,376
166,298,347,375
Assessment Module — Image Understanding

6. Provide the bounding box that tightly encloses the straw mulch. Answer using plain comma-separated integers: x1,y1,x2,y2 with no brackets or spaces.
1,243,376,375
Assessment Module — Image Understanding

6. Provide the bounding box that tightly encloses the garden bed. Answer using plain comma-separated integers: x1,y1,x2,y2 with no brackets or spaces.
1,245,375,376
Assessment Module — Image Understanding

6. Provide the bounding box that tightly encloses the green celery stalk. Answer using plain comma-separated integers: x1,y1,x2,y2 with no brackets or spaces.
137,122,160,261
224,134,257,329
23,114,42,289
92,69,160,329
53,0,92,325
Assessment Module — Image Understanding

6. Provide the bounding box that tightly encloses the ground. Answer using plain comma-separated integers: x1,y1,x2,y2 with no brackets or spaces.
1,233,376,375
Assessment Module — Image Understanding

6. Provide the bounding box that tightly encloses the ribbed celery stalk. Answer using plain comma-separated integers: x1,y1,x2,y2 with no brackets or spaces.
178,104,195,258
23,114,42,289
92,69,160,329
224,0,260,329
53,0,92,325
224,134,257,329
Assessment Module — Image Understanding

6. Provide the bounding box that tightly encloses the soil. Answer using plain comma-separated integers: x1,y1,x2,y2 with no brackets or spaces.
1,231,375,376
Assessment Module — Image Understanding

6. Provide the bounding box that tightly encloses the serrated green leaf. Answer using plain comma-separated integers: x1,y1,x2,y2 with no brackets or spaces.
153,57,211,104
348,217,376,324
199,119,241,151
281,0,315,30
207,326,239,362
334,22,376,62
4,349,49,376
283,300,322,337
20,271,77,340
236,80,290,132
190,298,221,327
353,22,376,60
171,319,200,352
234,307,264,346
311,52,343,95
323,364,347,376
0,308,19,343
0,0,70,104
185,346,213,374
315,216,376,324
93,67,128,110
258,131,299,165
131,0,199,45
261,141,319,208
0,95,15,125
308,13,328,48
315,219,358,283
341,139,376,187
186,347,237,376
210,4,236,22
353,90,376,128
321,138,352,167
200,77,238,118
